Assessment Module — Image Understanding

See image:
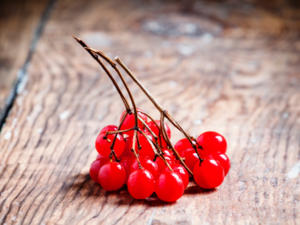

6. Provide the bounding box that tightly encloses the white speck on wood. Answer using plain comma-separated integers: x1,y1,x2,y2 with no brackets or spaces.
37,128,43,134
59,110,70,120
4,131,11,140
168,81,178,88
286,161,300,179
193,119,202,125
177,44,195,56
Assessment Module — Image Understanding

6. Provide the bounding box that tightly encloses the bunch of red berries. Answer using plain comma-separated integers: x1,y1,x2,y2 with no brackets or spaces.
90,109,230,202
74,37,230,203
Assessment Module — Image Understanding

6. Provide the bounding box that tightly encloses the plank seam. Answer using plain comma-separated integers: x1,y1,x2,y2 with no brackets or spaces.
0,0,56,132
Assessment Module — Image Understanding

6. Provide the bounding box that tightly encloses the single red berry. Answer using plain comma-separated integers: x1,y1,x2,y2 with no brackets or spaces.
212,153,230,176
120,110,148,136
89,160,102,183
172,165,189,189
174,138,192,156
130,157,159,179
193,158,225,189
156,170,184,202
196,131,227,155
127,169,155,199
183,148,200,171
95,133,125,158
98,162,126,191
100,125,118,135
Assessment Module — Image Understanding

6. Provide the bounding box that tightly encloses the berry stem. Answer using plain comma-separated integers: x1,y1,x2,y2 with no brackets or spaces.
159,113,192,174
132,129,142,168
106,128,134,135
88,47,139,131
73,36,131,111
109,111,128,160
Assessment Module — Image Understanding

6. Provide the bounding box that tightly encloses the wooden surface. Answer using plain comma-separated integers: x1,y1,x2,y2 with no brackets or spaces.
0,0,300,224
0,0,49,122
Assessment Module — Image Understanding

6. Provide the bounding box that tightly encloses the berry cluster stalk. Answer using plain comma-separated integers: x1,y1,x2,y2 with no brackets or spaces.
74,36,203,175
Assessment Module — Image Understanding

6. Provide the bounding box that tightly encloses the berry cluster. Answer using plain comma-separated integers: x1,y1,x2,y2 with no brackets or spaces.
74,37,230,203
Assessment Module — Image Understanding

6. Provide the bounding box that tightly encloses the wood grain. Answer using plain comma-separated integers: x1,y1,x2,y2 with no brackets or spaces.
0,0,49,121
0,0,299,224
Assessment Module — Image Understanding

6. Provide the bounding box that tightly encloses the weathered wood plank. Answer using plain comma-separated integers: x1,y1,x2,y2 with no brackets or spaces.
0,0,299,224
0,0,48,122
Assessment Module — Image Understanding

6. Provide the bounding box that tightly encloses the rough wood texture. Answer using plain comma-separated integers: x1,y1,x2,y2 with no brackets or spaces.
0,0,48,120
0,0,299,224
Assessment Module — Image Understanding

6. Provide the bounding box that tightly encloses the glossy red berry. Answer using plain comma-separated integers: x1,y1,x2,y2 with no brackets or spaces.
100,125,118,135
127,169,155,199
89,160,102,182
196,131,227,155
212,153,230,176
183,148,200,171
172,165,189,189
156,170,184,202
193,158,224,189
174,138,193,156
95,133,125,158
98,162,126,191
120,110,148,136
130,157,159,179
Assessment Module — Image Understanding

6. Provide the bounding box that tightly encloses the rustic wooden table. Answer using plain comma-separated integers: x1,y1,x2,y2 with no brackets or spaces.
0,0,299,224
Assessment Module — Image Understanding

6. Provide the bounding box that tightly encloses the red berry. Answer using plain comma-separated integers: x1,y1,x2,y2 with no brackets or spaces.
196,131,227,155
174,138,193,156
130,157,159,179
183,148,200,171
95,133,125,158
120,110,148,136
98,162,126,191
100,125,118,135
172,165,189,189
156,170,184,202
193,158,225,189
89,160,102,182
127,169,155,199
212,153,230,176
